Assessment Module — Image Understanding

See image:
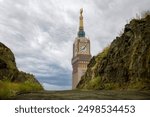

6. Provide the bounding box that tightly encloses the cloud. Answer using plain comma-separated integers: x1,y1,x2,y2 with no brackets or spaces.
0,0,150,90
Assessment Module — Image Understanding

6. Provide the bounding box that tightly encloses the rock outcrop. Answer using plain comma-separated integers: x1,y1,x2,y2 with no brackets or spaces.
77,15,150,90
0,42,43,87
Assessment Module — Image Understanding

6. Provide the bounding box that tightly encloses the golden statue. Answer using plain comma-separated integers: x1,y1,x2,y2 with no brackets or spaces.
79,8,83,29
80,8,83,16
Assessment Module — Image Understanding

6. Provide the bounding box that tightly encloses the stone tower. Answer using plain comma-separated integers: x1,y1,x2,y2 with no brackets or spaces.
72,9,91,89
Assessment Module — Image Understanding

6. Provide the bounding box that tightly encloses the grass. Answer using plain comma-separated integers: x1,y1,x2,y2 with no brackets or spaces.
128,78,150,90
0,80,43,99
104,83,120,90
92,45,110,75
95,45,110,64
85,77,102,90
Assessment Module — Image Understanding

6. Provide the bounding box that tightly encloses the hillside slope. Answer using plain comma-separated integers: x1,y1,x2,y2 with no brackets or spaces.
0,42,43,99
77,15,150,90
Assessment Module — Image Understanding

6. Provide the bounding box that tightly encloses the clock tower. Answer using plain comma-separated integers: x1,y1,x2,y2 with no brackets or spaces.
72,9,91,89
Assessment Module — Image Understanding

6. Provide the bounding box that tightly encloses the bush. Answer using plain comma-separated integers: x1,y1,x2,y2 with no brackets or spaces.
0,81,19,99
141,11,150,18
0,80,43,99
19,80,43,93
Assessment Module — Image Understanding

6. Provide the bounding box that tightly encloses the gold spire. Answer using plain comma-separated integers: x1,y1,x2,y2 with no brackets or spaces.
78,8,85,37
79,8,84,30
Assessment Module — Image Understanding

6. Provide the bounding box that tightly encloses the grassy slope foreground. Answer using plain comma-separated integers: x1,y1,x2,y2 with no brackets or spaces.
77,15,150,90
0,42,43,99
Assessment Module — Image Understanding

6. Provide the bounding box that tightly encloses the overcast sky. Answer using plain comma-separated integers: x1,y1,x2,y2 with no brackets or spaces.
0,0,150,90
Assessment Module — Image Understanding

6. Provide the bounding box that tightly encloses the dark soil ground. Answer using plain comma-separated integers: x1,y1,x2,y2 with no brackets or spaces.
10,90,150,100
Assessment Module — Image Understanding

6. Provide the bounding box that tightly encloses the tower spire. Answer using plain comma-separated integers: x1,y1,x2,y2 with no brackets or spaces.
78,8,85,37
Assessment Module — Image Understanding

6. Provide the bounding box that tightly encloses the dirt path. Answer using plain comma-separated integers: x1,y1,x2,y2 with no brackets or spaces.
10,90,150,100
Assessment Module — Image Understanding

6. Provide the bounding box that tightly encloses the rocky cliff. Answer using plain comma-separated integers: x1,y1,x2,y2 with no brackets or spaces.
77,15,150,90
0,42,43,99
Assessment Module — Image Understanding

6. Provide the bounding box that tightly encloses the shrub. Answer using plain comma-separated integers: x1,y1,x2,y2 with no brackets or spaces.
0,80,43,99
141,11,150,18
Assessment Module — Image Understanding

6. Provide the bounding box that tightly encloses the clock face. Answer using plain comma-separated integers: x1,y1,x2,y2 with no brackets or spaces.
80,45,87,52
80,43,88,53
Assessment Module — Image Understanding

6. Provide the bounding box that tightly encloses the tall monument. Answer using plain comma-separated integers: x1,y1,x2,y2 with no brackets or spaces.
72,9,91,89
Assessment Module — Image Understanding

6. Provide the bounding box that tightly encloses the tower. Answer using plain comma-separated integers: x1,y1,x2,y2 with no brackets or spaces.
72,9,91,89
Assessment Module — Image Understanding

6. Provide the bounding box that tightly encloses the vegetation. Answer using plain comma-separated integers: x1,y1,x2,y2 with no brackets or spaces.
128,78,150,90
0,80,43,99
77,13,150,90
77,46,110,89
0,42,43,99
134,10,150,19
84,77,101,90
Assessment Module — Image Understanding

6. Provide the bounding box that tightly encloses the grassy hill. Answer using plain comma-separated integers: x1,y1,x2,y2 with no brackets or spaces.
77,15,150,90
0,42,43,99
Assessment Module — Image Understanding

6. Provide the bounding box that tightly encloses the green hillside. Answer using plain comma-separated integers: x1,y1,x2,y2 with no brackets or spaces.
0,42,43,99
77,15,150,90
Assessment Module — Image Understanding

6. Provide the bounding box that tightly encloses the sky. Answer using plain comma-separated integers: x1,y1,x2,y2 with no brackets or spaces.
0,0,150,90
